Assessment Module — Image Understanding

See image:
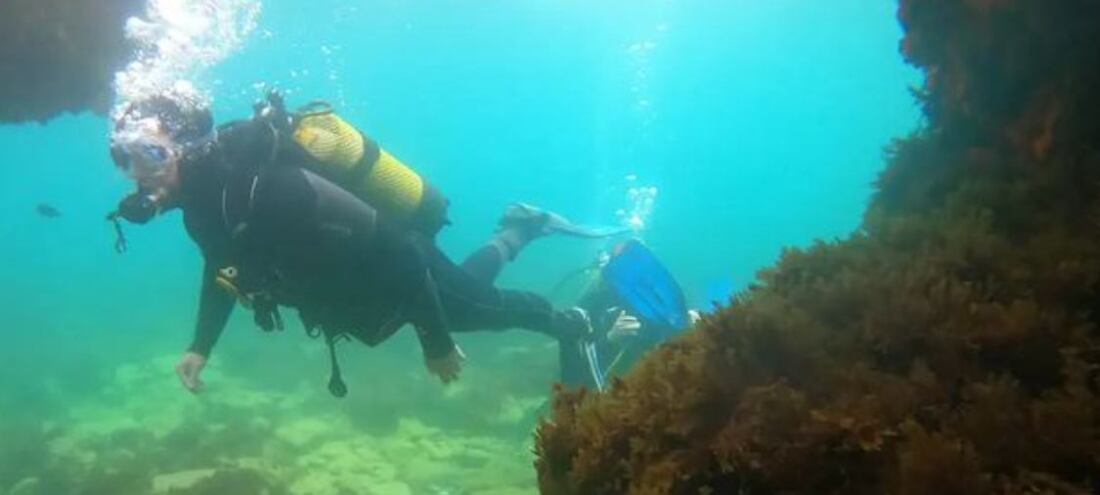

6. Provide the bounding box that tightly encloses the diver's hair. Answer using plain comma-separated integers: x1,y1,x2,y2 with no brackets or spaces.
113,94,214,144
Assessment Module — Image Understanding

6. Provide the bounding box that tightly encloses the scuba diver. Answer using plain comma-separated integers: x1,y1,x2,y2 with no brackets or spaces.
106,82,626,397
559,239,699,390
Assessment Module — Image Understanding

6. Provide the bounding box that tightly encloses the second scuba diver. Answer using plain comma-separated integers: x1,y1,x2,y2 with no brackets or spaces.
559,239,700,390
107,82,620,397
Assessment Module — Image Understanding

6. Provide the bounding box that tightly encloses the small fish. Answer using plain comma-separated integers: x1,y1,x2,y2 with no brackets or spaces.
35,203,61,218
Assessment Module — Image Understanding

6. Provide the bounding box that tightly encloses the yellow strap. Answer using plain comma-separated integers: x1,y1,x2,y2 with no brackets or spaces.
215,267,253,309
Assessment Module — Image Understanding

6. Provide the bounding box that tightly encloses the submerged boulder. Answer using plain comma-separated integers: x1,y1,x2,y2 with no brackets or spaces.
0,0,142,124
534,1,1100,493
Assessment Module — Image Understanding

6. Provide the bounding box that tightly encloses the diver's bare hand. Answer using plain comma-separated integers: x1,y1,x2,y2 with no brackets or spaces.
608,310,642,343
175,351,207,393
425,345,466,384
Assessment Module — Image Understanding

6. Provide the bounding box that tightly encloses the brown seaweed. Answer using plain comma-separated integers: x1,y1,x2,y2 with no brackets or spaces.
534,1,1100,493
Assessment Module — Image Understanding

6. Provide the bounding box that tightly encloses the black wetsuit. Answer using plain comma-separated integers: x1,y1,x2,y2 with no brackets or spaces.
560,282,668,389
180,120,573,365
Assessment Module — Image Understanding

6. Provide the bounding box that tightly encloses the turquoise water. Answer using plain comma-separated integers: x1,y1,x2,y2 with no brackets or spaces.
0,1,919,493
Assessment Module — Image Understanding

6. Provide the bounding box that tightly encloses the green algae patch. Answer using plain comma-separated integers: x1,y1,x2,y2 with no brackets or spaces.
3,353,542,494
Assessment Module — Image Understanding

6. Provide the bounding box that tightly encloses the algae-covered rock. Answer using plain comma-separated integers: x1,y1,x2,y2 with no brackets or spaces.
368,481,414,495
275,417,341,449
12,350,543,494
0,0,143,123
288,438,401,494
175,467,284,495
7,477,42,495
396,456,456,489
534,0,1100,493
150,466,284,495
152,469,216,493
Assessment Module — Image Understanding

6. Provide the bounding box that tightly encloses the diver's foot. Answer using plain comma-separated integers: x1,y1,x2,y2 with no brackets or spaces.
497,202,573,240
490,203,575,261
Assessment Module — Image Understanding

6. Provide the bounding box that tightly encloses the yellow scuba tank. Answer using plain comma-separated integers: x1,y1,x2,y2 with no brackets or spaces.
290,101,448,234
291,107,366,168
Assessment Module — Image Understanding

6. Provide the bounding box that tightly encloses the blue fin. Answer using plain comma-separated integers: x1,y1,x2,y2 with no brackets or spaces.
601,240,690,337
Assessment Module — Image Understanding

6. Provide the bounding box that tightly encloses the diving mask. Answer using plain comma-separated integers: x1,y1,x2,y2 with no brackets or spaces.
110,135,178,180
